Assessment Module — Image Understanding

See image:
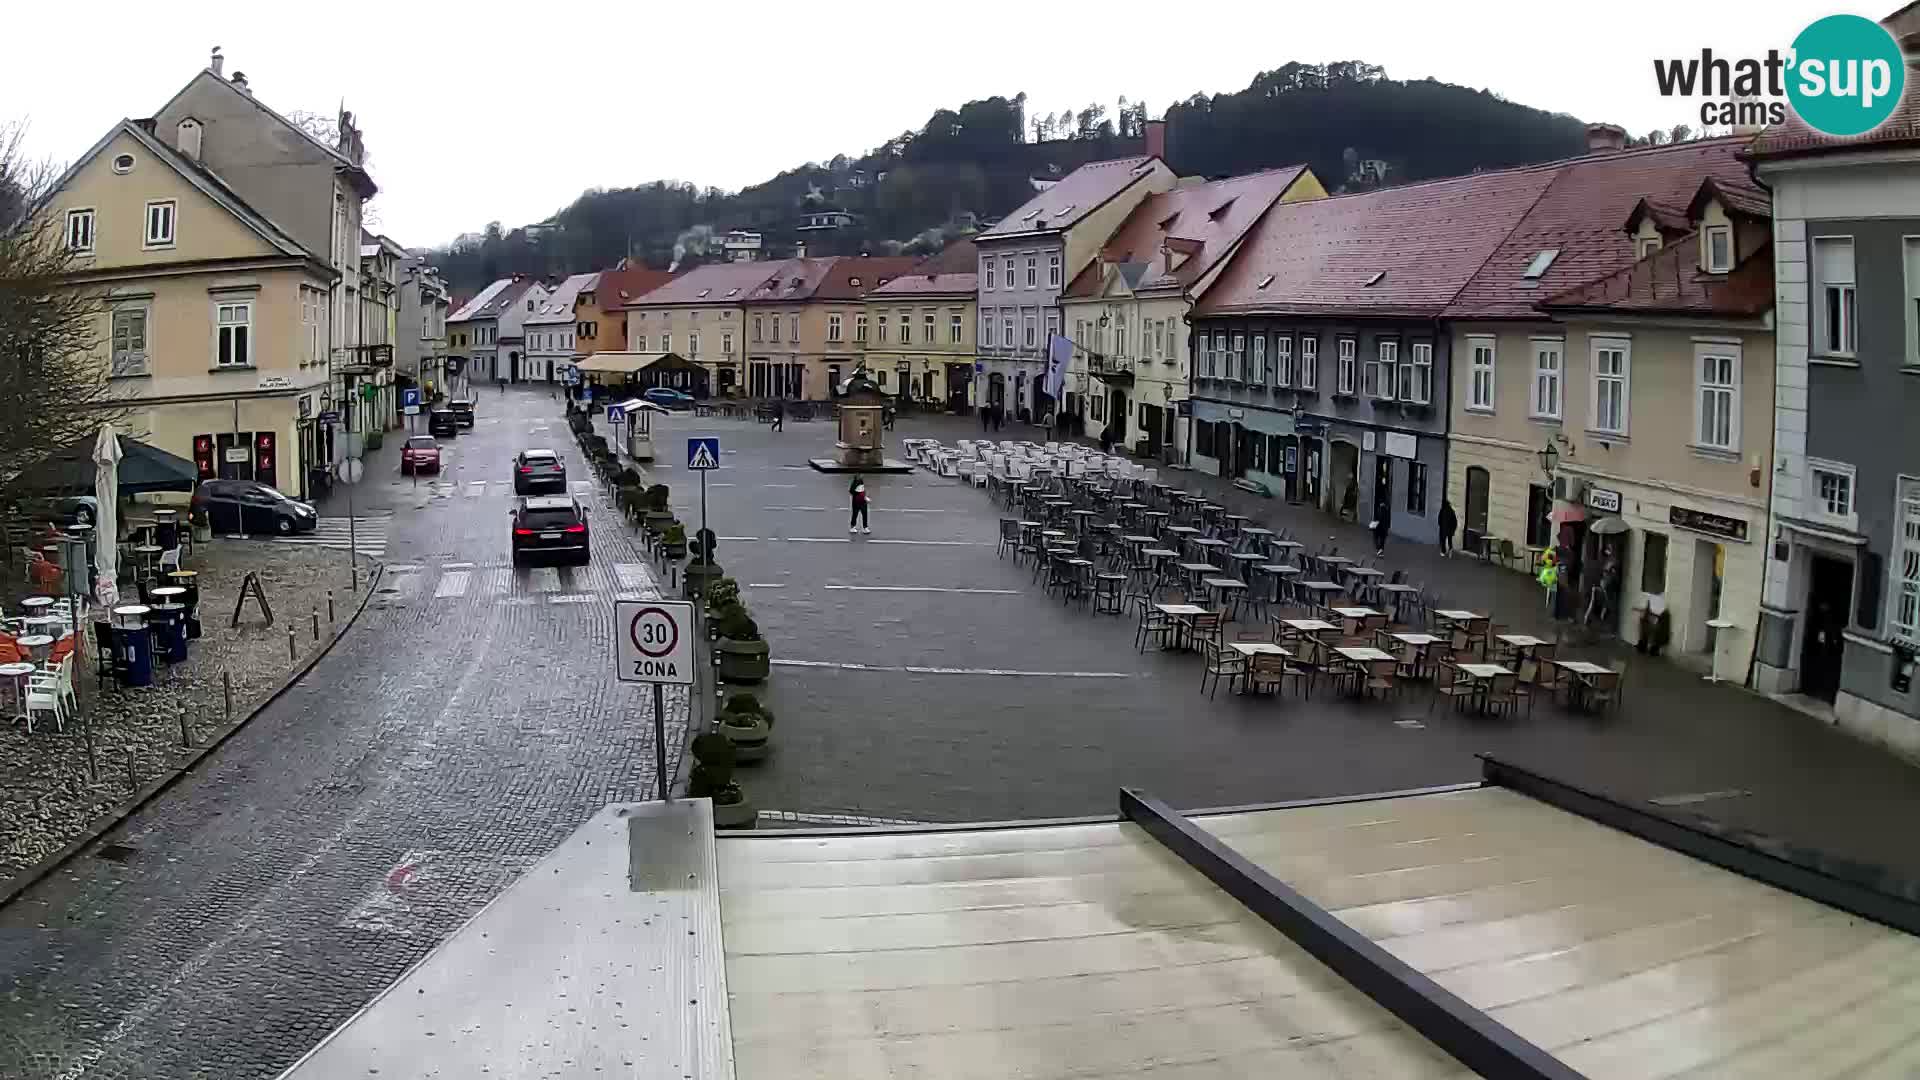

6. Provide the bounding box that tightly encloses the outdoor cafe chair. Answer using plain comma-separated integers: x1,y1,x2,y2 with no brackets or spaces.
1093,573,1128,616
1429,664,1481,715
1245,652,1291,696
1200,637,1248,700
1188,610,1224,650
1484,673,1521,716
1512,658,1543,716
1362,658,1398,700
997,518,1021,560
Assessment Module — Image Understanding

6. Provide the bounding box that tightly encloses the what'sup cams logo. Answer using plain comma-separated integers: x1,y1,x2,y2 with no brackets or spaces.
1655,14,1907,136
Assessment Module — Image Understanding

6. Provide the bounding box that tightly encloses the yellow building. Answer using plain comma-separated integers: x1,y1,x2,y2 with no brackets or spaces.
621,261,774,396
35,117,338,497
862,241,978,408
745,256,920,400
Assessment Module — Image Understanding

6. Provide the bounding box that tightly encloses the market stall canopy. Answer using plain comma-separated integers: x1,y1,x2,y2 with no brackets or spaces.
574,351,692,375
18,434,198,495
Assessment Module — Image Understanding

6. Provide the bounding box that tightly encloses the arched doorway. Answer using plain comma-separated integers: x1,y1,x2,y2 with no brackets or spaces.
508,350,521,382
1329,439,1360,519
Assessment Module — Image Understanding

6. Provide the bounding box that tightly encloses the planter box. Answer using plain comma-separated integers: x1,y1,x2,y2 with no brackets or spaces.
717,637,770,684
720,713,770,762
712,796,757,830
662,541,687,560
684,562,725,599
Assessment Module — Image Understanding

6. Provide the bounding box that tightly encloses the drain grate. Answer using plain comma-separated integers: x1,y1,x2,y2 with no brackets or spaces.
93,842,139,864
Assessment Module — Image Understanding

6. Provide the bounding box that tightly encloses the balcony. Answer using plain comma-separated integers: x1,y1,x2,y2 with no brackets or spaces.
336,343,393,375
1089,352,1134,384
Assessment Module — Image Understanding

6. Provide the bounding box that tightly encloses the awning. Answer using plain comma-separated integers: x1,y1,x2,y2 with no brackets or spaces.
17,434,199,495
1549,505,1586,525
574,351,695,375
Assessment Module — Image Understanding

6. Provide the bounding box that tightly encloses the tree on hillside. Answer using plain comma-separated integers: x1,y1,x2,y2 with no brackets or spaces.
0,122,132,504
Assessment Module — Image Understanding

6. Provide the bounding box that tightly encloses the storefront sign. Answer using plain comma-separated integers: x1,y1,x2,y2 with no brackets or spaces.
1362,431,1377,452
1586,486,1623,513
1382,432,1417,460
1670,505,1749,543
1227,408,1244,420
298,396,312,419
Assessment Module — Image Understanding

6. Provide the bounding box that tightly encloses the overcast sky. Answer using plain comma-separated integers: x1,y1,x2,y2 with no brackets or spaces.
6,1,1820,249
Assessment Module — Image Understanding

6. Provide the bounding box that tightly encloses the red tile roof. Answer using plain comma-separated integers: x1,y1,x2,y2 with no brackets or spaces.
596,265,676,307
811,255,922,300
976,156,1164,240
1748,62,1920,160
622,259,798,307
872,241,979,297
1443,137,1763,319
743,258,839,303
1195,166,1561,318
1538,235,1774,318
1063,165,1311,299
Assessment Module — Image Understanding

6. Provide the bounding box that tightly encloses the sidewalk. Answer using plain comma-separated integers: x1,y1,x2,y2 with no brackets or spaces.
907,413,1920,884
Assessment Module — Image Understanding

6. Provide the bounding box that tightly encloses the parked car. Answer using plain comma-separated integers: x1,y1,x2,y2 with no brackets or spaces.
18,495,100,527
428,409,458,437
641,387,695,411
510,495,590,565
401,435,442,475
193,479,318,536
449,398,476,428
513,448,567,495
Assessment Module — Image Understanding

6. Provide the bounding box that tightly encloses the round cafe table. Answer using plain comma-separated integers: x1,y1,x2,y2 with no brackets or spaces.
20,596,55,615
0,662,35,725
16,634,53,664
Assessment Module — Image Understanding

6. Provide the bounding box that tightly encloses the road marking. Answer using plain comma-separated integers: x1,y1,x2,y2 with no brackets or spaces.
719,536,762,541
787,536,850,543
746,583,788,588
529,566,561,592
771,659,1130,679
480,567,511,595
444,561,476,570
433,570,470,598
384,563,422,573
868,539,989,546
613,562,654,591
466,481,487,498
548,593,596,604
763,483,798,488
875,508,947,514
716,536,985,547
823,584,1020,595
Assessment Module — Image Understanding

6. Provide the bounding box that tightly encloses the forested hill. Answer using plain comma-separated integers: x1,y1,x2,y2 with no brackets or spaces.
428,62,1587,295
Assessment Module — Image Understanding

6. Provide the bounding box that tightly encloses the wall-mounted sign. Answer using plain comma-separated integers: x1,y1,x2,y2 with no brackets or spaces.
1382,432,1418,460
1670,505,1749,543
1586,486,1623,513
1362,431,1377,452
257,375,293,391
1228,408,1244,420
223,447,250,463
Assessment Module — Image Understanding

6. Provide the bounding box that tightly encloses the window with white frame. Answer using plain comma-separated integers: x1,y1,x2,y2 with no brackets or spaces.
898,311,911,343
721,332,732,355
1467,336,1495,411
1202,333,1217,378
1115,319,1128,358
1227,333,1243,381
876,314,887,344
1045,310,1059,346
1300,336,1318,389
661,332,672,352
1075,319,1087,348
302,288,320,365
634,334,647,352
1251,334,1266,383
1893,479,1920,643
788,314,799,342
1530,339,1563,419
66,208,94,253
1048,253,1061,287
1705,225,1733,273
1025,256,1037,288
1002,258,1015,287
923,311,935,342
827,313,843,341
766,315,779,344
1906,237,1920,367
1694,343,1740,451
1813,236,1856,357
1003,315,1014,347
1590,337,1629,434
1023,312,1036,348
752,314,763,342
1152,320,1165,359
1274,335,1293,386
689,331,700,356
980,312,992,345
1807,459,1856,529
949,311,962,344
144,200,176,248
1337,337,1359,394
983,260,995,290
1368,339,1398,398
110,305,149,376
1403,341,1432,404
215,300,252,367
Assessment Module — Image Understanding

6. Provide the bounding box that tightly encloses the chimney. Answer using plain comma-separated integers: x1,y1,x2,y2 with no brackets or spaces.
230,71,250,95
177,117,203,162
209,46,224,77
1145,119,1166,161
1586,122,1627,154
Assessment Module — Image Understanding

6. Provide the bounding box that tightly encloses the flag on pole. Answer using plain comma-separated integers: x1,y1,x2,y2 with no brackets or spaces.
1044,333,1071,400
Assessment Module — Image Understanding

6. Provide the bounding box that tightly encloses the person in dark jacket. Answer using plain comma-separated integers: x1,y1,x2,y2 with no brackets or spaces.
1437,500,1458,558
1370,498,1392,557
848,475,870,534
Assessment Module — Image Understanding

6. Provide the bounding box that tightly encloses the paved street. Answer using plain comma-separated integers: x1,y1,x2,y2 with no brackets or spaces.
5,390,1920,1079
0,388,686,1080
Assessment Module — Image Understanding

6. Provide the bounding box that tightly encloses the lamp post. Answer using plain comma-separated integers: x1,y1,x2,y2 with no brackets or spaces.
1537,440,1559,481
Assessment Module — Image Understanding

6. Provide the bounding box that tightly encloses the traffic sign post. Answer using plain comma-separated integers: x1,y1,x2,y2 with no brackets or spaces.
687,437,720,585
617,599,695,800
606,403,627,426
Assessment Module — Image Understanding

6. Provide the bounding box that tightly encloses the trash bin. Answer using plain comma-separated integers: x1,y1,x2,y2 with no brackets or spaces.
112,604,153,688
150,603,188,664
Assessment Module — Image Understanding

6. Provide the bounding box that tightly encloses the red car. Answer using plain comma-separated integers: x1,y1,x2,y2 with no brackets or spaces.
401,435,442,475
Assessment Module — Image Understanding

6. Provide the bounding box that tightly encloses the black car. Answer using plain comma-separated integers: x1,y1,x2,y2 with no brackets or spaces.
192,479,319,535
513,448,567,495
510,495,590,565
449,398,476,428
20,495,99,527
428,408,458,437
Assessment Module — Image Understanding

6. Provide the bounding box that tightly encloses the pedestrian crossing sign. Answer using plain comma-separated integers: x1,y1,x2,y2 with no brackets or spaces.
687,437,721,470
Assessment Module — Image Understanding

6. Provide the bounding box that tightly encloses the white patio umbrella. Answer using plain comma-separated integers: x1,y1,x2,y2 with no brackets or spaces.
91,423,121,608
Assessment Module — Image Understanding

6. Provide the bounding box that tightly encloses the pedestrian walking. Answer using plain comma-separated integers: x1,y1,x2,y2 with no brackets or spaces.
981,405,991,431
771,399,784,432
1369,497,1391,557
848,476,871,534
1437,499,1458,558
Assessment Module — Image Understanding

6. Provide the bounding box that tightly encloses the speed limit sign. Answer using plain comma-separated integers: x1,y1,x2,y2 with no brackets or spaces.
616,599,694,684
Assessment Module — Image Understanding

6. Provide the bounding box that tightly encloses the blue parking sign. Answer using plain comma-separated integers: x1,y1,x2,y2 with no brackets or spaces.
686,437,721,470
401,387,421,408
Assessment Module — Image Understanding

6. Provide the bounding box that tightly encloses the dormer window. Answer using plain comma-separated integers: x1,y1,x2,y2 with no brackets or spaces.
1207,199,1235,222
848,276,861,287
1522,249,1560,280
696,288,711,298
1636,235,1663,259
1704,226,1733,273
1364,271,1386,287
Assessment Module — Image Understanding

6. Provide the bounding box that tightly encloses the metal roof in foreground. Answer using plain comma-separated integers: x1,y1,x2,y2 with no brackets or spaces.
279,761,1920,1079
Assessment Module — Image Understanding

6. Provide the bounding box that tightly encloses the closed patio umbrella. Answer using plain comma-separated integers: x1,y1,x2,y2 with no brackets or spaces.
92,424,120,608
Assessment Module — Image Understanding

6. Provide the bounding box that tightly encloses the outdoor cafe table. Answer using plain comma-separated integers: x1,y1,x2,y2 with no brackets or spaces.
1334,646,1394,663
1454,663,1513,711
1296,581,1344,605
20,596,55,616
1202,577,1248,618
1496,634,1552,662
0,662,36,725
1316,554,1355,574
1176,562,1219,596
1227,551,1264,580
1153,603,1210,651
16,634,54,663
1240,527,1274,545
1331,606,1382,620
1375,582,1421,620
1191,537,1231,566
1434,609,1487,624
1557,660,1617,709
1229,641,1292,695
1279,618,1337,642
132,544,163,579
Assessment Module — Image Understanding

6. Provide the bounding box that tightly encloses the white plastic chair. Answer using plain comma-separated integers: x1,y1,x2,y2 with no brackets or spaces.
44,651,76,715
25,672,64,733
159,546,182,575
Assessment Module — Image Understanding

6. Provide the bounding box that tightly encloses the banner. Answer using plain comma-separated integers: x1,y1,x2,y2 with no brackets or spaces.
1044,334,1070,400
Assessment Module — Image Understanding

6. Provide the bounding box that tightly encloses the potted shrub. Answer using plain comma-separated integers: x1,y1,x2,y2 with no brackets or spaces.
705,577,740,612
714,603,770,684
718,691,773,762
641,483,674,532
661,521,688,559
687,732,756,829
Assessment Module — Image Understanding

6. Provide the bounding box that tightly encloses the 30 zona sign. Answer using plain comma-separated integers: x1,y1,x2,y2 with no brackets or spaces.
615,599,694,684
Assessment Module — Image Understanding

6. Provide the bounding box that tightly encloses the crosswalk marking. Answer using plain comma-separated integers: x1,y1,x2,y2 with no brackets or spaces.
433,570,470,598
480,567,511,595
549,594,596,604
466,481,487,498
529,567,561,593
613,562,654,591
273,515,390,557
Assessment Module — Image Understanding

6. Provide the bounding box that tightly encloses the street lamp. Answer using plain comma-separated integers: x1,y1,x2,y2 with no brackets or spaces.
1537,440,1559,479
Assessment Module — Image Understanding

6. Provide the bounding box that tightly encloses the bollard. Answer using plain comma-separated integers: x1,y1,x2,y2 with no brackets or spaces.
328,590,336,623
178,711,191,748
224,670,233,723
85,729,98,782
288,626,297,663
312,608,321,642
